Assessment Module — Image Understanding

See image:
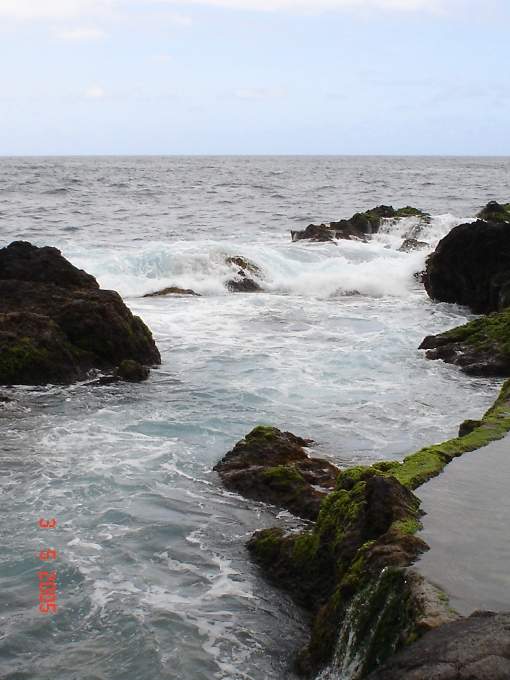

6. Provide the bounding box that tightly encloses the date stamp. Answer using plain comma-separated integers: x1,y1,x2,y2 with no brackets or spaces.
39,518,57,613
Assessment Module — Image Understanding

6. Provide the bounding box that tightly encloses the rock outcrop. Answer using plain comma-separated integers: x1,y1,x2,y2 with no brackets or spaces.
225,256,263,292
366,610,510,680
0,241,161,385
419,309,510,376
423,202,510,314
213,426,339,520
291,206,429,243
214,380,510,678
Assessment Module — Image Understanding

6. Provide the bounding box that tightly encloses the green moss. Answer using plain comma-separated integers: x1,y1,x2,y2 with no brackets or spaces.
477,201,510,224
262,466,306,488
0,338,49,383
394,206,430,221
246,425,281,442
391,516,421,535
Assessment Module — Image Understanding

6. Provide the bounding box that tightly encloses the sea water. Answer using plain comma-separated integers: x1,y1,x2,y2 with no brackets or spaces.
0,156,508,679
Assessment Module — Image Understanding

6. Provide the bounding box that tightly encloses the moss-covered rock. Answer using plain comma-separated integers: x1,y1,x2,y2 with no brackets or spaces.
213,426,339,520
476,200,510,224
228,379,510,677
0,242,161,385
291,206,429,243
420,309,510,376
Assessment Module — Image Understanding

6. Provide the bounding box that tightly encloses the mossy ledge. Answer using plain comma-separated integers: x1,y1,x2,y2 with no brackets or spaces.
243,378,510,678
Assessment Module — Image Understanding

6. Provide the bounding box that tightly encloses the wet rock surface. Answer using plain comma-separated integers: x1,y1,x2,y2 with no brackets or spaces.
144,287,201,297
0,241,161,385
366,611,510,680
225,255,263,292
419,309,510,376
291,206,429,243
423,205,510,314
213,426,339,520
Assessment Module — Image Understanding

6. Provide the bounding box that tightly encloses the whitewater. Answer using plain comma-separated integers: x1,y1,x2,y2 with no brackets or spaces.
0,155,509,679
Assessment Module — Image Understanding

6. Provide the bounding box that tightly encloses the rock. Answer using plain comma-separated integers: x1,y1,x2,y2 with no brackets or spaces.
225,256,263,292
419,309,510,376
398,238,429,253
365,611,510,680
213,426,340,520
144,287,201,297
116,359,150,382
422,218,510,314
0,393,12,403
0,240,99,290
477,200,510,224
291,206,430,243
0,242,161,385
458,419,482,437
291,224,336,242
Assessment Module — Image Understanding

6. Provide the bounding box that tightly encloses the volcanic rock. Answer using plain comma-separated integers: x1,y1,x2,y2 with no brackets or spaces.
423,211,510,314
0,241,161,385
213,426,340,520
366,610,510,680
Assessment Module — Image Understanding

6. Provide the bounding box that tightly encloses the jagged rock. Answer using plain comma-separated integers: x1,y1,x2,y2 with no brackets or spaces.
225,256,263,292
144,287,201,297
291,206,429,243
419,309,510,376
423,213,510,314
0,242,161,385
366,611,510,680
213,426,339,520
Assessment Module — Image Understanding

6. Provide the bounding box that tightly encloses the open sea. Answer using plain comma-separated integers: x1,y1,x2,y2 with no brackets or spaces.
1,155,509,679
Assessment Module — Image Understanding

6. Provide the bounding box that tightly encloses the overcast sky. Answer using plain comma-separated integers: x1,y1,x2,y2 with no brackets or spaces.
0,0,509,155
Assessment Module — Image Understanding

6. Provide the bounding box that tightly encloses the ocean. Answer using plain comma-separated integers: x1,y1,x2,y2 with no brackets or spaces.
0,155,508,679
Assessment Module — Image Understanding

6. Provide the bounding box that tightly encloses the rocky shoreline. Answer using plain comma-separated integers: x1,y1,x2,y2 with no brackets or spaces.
212,201,510,678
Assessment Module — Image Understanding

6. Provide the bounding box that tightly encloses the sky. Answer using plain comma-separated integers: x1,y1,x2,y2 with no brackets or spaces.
0,0,509,155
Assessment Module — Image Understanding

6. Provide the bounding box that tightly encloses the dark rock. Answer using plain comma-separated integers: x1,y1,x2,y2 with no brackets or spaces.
419,309,510,376
291,206,430,244
458,419,482,437
398,238,429,253
0,393,12,402
144,287,201,297
0,240,99,290
366,611,510,680
422,219,510,314
477,200,510,224
0,242,161,385
225,256,263,292
291,224,336,242
214,426,339,520
116,359,150,382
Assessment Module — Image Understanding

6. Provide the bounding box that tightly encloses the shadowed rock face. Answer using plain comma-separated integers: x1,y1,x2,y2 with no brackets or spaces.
366,611,510,680
213,426,340,521
423,215,510,314
0,241,161,385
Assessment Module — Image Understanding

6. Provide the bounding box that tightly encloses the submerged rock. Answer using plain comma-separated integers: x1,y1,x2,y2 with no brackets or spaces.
398,238,429,253
213,426,339,520
423,210,510,314
366,610,510,680
144,287,201,297
419,309,510,376
0,242,161,385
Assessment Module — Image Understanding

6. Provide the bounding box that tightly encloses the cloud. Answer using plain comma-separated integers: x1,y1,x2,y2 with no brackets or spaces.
84,85,105,99
55,27,107,40
233,85,291,100
0,0,90,19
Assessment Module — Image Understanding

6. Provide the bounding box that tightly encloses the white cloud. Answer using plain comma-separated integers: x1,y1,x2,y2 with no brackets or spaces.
55,27,107,40
85,85,105,99
233,85,291,100
0,0,90,19
150,53,173,62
